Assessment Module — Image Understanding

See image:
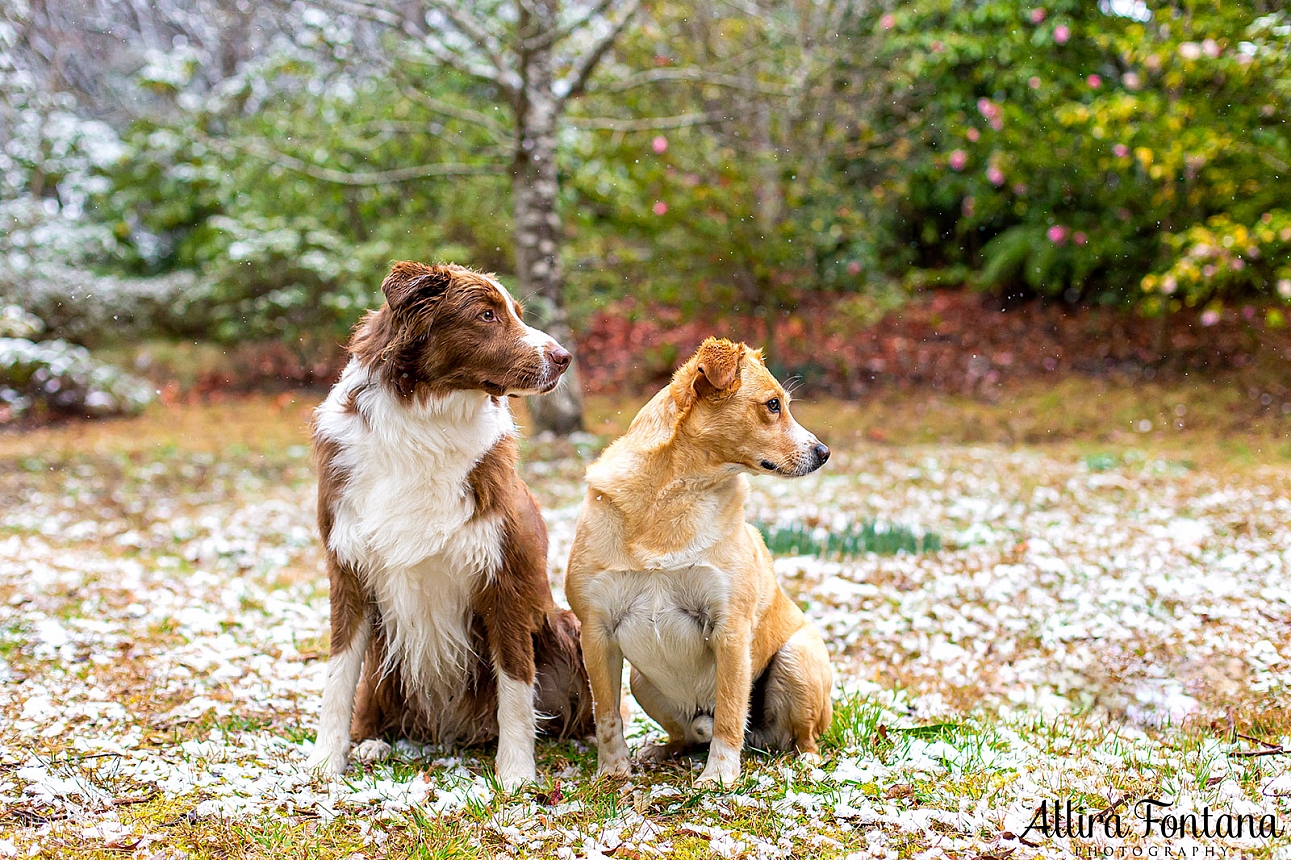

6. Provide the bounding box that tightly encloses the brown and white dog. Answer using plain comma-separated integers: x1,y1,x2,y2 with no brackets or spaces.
566,338,834,785
309,261,592,789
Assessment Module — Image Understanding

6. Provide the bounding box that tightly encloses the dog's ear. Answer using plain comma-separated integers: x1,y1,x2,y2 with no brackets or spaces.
674,337,745,408
381,261,452,317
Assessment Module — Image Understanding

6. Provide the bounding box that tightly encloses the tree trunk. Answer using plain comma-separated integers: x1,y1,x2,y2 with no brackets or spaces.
512,5,585,435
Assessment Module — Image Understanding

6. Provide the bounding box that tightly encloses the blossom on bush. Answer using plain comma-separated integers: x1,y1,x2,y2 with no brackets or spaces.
948,150,968,171
1054,24,1070,45
1142,211,1291,308
1047,225,1069,244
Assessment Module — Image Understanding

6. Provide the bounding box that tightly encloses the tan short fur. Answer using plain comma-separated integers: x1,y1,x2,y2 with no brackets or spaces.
566,338,834,784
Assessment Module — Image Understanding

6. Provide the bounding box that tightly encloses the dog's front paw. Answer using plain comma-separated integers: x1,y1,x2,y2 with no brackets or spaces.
596,750,632,779
696,762,739,786
308,740,350,777
496,756,537,792
696,741,740,786
351,738,393,764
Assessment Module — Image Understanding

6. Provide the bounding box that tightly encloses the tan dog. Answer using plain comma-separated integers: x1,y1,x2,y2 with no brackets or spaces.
566,338,834,784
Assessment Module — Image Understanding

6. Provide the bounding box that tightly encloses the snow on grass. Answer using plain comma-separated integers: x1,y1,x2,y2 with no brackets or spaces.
0,414,1289,858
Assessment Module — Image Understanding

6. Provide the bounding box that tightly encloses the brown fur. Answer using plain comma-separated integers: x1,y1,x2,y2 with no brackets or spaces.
348,262,556,401
313,261,590,773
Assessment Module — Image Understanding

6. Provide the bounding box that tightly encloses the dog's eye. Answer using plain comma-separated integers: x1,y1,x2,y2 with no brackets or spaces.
766,398,781,414
480,309,496,322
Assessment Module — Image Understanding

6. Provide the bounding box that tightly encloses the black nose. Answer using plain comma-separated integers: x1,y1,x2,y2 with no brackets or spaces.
550,345,571,370
813,443,830,464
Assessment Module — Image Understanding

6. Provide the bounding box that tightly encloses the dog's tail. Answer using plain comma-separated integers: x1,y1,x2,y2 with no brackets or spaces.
533,608,595,740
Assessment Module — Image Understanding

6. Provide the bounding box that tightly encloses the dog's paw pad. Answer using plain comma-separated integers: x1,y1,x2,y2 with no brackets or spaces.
352,738,393,764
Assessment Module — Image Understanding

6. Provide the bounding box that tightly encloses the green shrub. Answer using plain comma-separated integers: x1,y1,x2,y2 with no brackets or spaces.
850,1,1291,307
0,336,154,423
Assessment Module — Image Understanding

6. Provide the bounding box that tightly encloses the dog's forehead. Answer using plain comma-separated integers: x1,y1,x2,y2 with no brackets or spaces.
740,354,781,392
444,269,512,303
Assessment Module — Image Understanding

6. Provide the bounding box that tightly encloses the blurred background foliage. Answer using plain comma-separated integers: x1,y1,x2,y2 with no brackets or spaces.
1,0,1289,420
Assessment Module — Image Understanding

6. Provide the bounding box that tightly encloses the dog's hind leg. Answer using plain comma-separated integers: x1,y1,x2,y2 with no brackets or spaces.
534,608,594,739
749,626,833,761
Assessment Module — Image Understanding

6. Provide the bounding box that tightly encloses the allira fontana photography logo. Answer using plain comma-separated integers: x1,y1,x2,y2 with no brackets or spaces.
1017,797,1282,852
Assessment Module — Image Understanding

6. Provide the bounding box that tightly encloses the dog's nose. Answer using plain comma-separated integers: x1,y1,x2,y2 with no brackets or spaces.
549,345,572,370
812,442,830,465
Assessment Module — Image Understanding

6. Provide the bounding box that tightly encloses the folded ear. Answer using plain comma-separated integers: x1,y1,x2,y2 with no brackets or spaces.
381,261,452,317
673,337,745,408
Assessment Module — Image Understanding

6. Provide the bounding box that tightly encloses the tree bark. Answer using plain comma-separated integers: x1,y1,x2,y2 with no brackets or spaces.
513,0,585,434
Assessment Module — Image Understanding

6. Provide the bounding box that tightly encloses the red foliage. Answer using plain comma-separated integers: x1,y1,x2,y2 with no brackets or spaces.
575,292,1288,398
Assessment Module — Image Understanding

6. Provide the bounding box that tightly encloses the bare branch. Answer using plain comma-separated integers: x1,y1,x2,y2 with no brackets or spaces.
526,0,615,52
567,110,729,132
314,0,520,94
393,80,512,142
585,66,794,97
423,1,519,89
206,135,507,186
556,0,642,106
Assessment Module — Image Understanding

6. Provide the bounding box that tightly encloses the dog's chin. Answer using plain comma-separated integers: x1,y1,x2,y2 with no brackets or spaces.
497,373,564,397
756,458,823,478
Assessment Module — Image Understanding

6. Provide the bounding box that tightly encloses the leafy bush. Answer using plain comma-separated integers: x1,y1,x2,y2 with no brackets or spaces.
851,1,1291,306
0,336,154,423
0,263,204,345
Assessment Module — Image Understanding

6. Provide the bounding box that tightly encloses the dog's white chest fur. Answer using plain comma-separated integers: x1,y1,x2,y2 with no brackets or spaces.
315,361,512,697
588,565,730,710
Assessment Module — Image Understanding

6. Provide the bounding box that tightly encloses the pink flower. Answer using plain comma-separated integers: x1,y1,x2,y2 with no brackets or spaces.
651,136,668,154
1030,7,1047,24
931,40,944,53
1162,275,1178,295
1087,74,1102,88
1202,264,1216,278
1073,231,1088,246
1122,72,1142,91
846,261,863,276
652,201,668,216
966,127,980,142
1054,24,1070,45
1047,225,1069,244
949,150,968,171
1200,309,1221,326
977,98,996,118
1029,76,1042,89
1202,38,1220,58
987,166,1005,186
1231,258,1245,271
962,196,976,216
880,13,896,30
1113,143,1130,158
989,117,1004,131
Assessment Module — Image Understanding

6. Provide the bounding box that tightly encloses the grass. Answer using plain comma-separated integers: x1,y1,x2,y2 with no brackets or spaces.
3,372,1291,859
757,519,942,557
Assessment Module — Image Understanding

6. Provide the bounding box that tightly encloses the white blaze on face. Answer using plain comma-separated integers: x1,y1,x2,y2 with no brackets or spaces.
788,413,820,456
490,277,560,369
